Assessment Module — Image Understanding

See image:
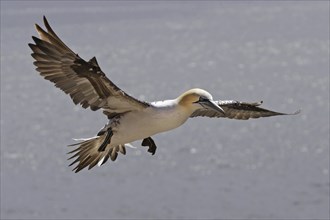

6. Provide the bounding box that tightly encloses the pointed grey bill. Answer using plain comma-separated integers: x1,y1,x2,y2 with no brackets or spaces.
199,99,225,114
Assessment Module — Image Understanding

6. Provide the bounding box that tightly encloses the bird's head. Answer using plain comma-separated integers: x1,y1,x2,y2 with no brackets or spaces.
177,88,225,114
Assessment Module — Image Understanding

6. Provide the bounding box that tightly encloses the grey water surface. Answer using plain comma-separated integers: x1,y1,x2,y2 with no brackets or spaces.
1,1,329,219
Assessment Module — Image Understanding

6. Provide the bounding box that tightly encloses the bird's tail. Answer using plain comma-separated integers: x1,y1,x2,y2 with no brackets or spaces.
67,134,126,173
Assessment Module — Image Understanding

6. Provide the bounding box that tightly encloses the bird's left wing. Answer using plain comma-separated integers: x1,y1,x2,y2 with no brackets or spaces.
191,100,300,120
29,16,149,117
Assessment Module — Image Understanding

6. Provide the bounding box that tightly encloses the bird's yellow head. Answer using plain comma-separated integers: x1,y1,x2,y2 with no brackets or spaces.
177,88,225,114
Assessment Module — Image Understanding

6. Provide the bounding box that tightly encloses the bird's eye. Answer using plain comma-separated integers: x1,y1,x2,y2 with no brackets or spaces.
193,96,207,104
199,96,208,102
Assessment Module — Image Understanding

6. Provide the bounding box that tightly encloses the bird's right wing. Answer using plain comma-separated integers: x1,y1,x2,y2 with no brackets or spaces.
190,100,300,120
29,16,150,118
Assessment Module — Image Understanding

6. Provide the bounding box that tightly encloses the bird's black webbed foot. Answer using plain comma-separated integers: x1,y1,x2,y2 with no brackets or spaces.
98,128,113,152
141,137,157,155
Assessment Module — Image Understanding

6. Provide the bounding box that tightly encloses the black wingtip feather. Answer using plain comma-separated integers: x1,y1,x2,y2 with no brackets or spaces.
35,23,44,33
32,36,40,43
43,15,58,39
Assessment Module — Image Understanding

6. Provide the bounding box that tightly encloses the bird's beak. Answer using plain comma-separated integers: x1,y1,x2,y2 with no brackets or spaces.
199,99,225,114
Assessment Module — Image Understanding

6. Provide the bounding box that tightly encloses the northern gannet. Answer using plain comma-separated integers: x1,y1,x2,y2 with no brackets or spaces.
29,17,300,172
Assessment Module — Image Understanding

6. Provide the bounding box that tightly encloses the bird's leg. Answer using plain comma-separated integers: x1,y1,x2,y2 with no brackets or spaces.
141,137,157,155
98,128,113,152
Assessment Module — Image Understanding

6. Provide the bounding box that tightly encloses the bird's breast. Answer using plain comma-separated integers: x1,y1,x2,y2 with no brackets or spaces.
112,105,190,143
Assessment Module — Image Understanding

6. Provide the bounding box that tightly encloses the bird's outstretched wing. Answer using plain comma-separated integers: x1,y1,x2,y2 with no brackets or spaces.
29,16,149,118
191,100,300,120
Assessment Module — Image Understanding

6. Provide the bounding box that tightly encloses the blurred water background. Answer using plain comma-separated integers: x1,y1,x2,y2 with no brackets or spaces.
1,1,329,219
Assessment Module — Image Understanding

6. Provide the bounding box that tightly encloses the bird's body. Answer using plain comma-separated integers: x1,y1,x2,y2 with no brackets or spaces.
111,90,219,144
108,100,189,145
29,17,299,172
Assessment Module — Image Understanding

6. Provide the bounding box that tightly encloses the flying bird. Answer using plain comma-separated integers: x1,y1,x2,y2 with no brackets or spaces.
29,16,300,172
